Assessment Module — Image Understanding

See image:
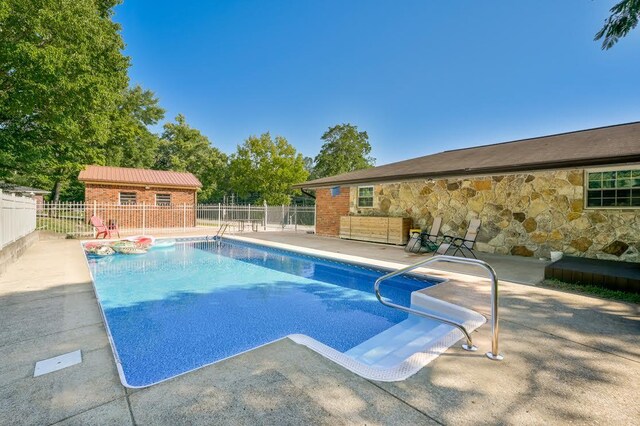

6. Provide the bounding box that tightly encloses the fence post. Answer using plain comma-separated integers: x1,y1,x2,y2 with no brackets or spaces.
183,203,186,232
142,201,146,235
313,203,317,234
0,189,3,247
218,202,221,226
11,194,16,243
248,204,251,222
294,204,298,232
263,200,267,230
93,200,97,217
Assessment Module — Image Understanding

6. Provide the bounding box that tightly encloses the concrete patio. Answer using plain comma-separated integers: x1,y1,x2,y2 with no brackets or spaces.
0,233,638,425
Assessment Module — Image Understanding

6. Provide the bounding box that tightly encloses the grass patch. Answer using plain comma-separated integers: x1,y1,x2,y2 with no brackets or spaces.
37,217,92,235
541,279,640,304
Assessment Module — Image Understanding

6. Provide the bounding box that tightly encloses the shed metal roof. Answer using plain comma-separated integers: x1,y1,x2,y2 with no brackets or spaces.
78,166,202,188
294,122,640,189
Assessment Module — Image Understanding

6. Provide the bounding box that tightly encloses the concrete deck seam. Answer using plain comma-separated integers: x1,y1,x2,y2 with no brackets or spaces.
0,321,105,350
365,379,445,425
500,317,640,364
125,393,137,426
46,395,128,426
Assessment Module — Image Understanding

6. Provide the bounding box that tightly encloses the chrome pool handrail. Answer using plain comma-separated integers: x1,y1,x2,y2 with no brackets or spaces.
217,222,230,238
374,254,503,360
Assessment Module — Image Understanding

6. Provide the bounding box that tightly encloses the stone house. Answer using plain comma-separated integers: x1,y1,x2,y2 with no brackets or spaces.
295,122,640,262
78,165,202,228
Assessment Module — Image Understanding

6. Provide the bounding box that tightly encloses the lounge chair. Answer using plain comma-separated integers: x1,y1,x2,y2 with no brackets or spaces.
405,217,443,253
422,216,442,250
90,215,120,239
436,218,481,258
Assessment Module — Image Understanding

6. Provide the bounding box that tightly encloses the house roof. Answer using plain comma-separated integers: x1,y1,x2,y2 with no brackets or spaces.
0,183,50,194
78,165,202,188
294,121,640,189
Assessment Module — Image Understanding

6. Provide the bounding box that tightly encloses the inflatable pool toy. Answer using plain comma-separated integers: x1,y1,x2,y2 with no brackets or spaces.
115,246,147,255
84,242,116,256
112,239,148,255
124,235,155,248
84,235,160,256
151,239,176,249
95,245,116,256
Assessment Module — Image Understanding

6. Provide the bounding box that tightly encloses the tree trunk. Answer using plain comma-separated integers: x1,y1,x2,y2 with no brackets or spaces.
52,180,61,202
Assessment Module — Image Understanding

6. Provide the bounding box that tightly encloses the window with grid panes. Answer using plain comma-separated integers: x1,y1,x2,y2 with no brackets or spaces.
586,169,640,208
357,186,374,207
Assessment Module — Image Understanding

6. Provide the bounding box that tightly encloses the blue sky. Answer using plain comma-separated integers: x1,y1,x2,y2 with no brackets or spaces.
115,0,640,165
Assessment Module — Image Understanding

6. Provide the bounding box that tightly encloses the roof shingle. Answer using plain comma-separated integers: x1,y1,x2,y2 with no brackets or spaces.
78,166,202,188
295,122,640,188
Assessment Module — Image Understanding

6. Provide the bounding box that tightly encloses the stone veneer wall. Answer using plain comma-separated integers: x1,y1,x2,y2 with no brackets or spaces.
348,169,640,262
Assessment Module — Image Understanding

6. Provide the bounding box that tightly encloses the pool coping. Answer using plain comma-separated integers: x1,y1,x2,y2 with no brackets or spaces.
80,235,488,388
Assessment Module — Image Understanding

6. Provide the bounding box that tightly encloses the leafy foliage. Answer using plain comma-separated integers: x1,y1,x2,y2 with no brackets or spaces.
156,115,227,202
228,133,308,205
0,2,374,204
311,123,375,179
0,0,130,200
595,0,640,49
105,86,165,169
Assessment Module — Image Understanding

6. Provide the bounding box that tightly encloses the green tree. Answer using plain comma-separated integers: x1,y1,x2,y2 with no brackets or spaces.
228,133,309,205
105,86,165,169
0,0,130,200
596,0,640,49
156,114,228,202
303,156,315,176
312,123,375,179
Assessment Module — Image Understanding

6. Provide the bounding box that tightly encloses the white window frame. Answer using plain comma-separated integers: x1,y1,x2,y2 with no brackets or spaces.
584,165,640,209
357,185,374,208
119,192,137,206
155,193,171,206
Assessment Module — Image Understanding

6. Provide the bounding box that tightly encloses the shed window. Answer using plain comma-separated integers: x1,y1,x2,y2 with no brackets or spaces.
156,193,171,206
357,186,374,207
586,169,640,208
119,192,137,205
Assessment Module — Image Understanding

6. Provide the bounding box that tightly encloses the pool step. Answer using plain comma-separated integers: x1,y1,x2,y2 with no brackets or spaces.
345,317,453,368
345,292,486,369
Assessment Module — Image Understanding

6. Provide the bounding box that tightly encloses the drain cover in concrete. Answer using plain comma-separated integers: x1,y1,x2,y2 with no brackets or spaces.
34,350,82,377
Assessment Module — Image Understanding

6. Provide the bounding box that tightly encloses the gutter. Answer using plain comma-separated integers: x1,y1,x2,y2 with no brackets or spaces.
300,189,316,199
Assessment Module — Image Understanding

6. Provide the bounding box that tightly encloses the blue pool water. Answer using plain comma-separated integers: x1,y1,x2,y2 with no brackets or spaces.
87,239,439,387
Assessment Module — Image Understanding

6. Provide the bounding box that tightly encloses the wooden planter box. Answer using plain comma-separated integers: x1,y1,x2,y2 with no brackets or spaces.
339,216,412,245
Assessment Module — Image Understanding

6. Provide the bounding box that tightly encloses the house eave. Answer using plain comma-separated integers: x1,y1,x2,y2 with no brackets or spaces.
293,155,640,189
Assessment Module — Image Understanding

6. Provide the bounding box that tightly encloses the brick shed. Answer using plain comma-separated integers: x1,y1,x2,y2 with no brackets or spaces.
78,165,202,229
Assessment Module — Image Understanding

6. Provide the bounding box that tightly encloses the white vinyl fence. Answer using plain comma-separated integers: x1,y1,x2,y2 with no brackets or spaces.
1,190,37,249
37,201,315,238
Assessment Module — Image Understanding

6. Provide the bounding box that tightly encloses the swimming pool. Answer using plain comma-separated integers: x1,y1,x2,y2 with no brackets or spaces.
86,238,459,387
88,241,434,387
